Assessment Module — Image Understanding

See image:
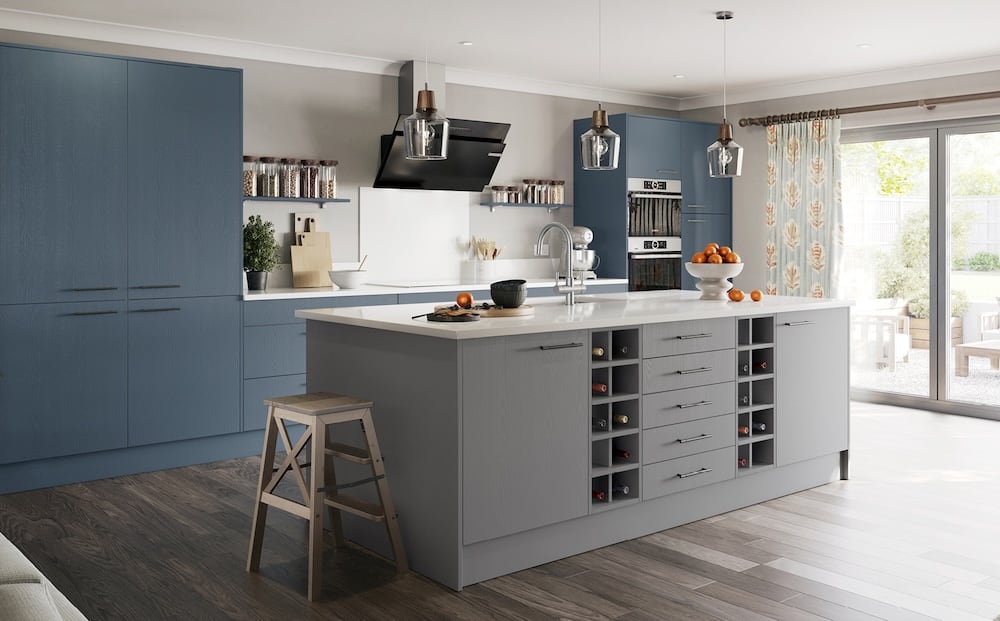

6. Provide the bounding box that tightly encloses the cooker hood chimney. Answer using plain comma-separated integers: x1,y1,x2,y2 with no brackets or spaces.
373,61,510,192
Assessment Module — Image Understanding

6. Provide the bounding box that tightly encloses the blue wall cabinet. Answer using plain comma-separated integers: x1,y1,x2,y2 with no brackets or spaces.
624,115,682,180
127,61,242,299
0,46,127,305
681,213,733,290
0,302,127,464
680,121,732,214
128,296,241,446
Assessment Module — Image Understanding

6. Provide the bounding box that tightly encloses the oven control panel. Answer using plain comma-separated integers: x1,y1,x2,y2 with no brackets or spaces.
627,237,682,253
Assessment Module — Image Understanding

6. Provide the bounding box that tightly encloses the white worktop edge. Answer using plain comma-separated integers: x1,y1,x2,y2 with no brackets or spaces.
243,278,628,301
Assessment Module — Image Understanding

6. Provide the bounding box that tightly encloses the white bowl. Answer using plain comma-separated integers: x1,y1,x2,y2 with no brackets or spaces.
684,262,743,300
329,270,367,289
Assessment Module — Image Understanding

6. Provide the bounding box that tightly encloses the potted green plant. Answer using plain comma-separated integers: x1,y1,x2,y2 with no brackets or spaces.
243,215,280,291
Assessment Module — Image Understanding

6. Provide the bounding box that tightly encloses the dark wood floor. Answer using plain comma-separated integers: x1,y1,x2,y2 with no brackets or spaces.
3,402,1000,620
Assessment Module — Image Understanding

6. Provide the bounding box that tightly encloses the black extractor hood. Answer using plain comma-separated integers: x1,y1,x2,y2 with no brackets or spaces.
372,61,510,192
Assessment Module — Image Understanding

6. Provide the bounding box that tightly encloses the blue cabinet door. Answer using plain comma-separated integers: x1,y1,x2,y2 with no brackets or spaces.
681,213,732,290
128,296,241,446
127,61,242,299
0,46,127,304
681,121,732,213
625,115,682,180
0,302,127,464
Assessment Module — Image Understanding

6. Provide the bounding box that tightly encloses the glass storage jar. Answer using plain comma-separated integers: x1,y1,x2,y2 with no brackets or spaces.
551,179,565,204
258,157,280,197
300,159,320,198
522,179,537,204
538,179,551,204
319,160,338,198
280,158,301,198
242,155,258,197
506,185,522,203
490,185,508,203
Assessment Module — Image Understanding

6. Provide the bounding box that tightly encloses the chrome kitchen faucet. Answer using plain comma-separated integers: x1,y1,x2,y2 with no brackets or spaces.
535,222,586,305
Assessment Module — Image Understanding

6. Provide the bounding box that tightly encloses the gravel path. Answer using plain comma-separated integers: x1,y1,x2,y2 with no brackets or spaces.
851,346,1000,406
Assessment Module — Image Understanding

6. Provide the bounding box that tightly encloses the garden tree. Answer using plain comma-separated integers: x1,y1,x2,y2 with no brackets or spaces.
950,132,1000,196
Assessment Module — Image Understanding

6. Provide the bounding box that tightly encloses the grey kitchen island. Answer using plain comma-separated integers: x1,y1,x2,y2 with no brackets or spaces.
297,290,850,590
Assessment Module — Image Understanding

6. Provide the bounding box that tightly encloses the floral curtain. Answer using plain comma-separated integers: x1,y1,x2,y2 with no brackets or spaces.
765,119,843,298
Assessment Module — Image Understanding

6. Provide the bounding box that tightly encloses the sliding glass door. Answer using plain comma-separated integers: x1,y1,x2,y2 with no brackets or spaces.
842,119,1000,419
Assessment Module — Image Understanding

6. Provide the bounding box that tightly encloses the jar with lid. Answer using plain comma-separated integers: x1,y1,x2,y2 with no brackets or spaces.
490,185,508,203
279,158,301,198
300,159,320,198
242,155,259,197
506,185,522,203
538,179,551,204
319,160,338,199
551,179,565,204
522,179,537,204
258,157,280,197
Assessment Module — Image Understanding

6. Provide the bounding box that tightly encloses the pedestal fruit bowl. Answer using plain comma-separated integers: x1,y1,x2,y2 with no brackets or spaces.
685,262,744,301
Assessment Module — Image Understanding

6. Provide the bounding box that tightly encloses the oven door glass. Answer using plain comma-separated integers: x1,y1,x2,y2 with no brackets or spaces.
628,253,682,291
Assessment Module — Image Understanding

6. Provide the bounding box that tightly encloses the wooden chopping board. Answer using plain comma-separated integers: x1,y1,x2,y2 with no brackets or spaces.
434,304,534,317
297,232,330,247
290,245,332,287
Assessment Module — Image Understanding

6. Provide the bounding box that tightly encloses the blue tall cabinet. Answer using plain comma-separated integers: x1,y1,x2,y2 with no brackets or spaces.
573,113,732,287
0,43,241,467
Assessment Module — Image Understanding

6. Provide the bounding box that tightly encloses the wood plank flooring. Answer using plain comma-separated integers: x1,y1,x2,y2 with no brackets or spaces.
3,402,1000,620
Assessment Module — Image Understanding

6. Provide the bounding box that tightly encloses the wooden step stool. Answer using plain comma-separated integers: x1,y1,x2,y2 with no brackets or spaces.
246,392,407,601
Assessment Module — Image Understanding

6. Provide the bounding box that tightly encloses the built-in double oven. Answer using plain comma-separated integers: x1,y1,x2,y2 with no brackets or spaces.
627,178,682,291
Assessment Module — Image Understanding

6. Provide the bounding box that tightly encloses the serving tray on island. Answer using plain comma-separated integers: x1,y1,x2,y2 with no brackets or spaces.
434,304,534,317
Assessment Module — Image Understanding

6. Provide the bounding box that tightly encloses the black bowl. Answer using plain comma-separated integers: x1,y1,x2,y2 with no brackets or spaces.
490,279,527,308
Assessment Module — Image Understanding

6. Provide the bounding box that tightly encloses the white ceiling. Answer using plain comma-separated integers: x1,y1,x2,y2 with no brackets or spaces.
3,0,1000,110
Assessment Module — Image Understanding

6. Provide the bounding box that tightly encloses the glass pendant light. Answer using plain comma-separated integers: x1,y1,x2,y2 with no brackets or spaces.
580,0,619,170
404,48,450,160
707,10,743,178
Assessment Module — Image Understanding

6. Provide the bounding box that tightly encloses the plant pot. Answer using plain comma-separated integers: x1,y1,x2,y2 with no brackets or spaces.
246,271,268,291
909,316,962,349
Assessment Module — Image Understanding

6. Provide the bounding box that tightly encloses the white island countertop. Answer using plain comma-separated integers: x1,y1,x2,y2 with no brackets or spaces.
244,278,627,301
296,290,851,340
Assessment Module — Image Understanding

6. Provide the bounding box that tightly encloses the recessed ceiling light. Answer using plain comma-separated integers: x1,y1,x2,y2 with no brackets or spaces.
673,74,686,79
856,43,872,49
458,41,473,46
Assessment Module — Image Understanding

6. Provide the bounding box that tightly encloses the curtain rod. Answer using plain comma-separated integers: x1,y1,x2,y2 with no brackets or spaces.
737,89,1000,127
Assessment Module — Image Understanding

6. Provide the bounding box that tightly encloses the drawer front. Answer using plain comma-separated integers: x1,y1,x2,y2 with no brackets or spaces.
243,294,397,326
642,447,735,500
643,414,735,464
243,374,307,431
643,383,735,428
643,349,734,394
244,324,306,378
643,318,734,358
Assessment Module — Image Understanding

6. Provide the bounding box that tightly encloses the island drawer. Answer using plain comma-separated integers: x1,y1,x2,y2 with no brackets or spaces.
643,349,734,394
643,383,735,428
243,294,397,326
642,447,734,500
643,318,735,358
642,413,735,464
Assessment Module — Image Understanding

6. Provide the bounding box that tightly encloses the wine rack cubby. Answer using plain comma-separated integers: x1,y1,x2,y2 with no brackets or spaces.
736,316,776,475
590,327,641,510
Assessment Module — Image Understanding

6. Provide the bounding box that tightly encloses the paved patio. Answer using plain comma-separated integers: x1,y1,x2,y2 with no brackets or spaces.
851,346,1000,406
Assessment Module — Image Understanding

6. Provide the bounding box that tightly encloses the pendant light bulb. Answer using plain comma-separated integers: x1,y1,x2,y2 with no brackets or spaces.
580,0,619,170
707,10,743,178
404,49,450,160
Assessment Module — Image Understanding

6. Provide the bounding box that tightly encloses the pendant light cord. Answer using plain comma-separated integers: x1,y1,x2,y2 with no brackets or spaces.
597,0,603,109
424,42,429,90
722,13,728,122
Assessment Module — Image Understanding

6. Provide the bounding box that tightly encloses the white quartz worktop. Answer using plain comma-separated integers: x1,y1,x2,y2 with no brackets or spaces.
243,278,628,301
296,289,850,340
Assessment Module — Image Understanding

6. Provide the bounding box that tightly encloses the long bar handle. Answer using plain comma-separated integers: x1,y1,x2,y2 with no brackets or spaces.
539,343,584,350
131,307,181,313
677,400,712,409
686,219,706,223
132,284,181,289
676,367,711,375
67,286,119,292
67,310,119,316
677,467,713,479
782,320,813,327
676,333,712,340
677,433,713,444
656,169,679,174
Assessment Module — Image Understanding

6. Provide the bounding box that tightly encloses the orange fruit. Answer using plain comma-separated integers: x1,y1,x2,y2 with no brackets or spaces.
691,252,707,264
724,252,741,264
704,244,719,256
750,289,763,302
728,288,745,302
718,246,732,257
456,292,474,308
707,253,724,264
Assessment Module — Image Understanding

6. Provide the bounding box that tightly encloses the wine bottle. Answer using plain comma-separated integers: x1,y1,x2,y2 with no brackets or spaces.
751,422,767,433
612,413,629,425
592,417,609,431
614,344,629,357
592,489,606,501
756,360,768,371
613,447,631,460
592,346,606,359
738,425,750,436
592,382,609,395
737,456,748,468
740,362,750,375
612,484,630,496
739,394,750,406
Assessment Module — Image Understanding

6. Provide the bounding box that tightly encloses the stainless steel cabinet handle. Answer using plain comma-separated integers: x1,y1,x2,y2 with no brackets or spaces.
131,307,181,313
782,320,813,327
539,343,584,350
67,310,118,316
132,284,181,289
677,433,713,444
686,219,706,223
676,367,711,375
677,400,712,409
676,467,713,479
686,204,705,208
656,169,679,174
676,333,711,340
68,286,118,292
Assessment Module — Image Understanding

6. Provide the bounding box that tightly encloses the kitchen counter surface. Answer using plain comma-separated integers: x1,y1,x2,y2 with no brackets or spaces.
243,278,628,301
296,289,850,340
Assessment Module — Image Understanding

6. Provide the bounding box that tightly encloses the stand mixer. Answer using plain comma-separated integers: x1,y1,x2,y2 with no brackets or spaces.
558,226,600,280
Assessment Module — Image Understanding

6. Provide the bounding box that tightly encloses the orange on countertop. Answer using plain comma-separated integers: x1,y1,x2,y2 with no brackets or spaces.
456,292,474,308
728,288,745,302
750,289,763,301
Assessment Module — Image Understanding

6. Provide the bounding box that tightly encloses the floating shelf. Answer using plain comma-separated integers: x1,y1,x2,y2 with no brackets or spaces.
243,196,350,206
480,201,570,213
